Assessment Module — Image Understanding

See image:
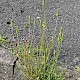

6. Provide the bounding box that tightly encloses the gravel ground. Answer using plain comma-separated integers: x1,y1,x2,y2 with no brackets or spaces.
0,0,80,80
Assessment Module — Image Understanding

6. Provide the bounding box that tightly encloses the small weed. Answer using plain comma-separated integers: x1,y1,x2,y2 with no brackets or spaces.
1,0,65,80
0,34,9,47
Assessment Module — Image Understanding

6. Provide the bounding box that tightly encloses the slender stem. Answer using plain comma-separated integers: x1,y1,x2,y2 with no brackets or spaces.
28,50,31,76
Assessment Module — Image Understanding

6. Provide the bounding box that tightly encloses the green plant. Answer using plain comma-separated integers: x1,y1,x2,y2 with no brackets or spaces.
4,0,65,80
0,34,9,47
13,26,64,80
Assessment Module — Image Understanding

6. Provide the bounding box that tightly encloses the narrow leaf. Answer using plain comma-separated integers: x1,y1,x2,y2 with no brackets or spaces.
62,33,64,42
60,27,62,35
34,17,36,26
58,33,61,46
56,9,59,17
10,20,13,27
40,20,43,29
16,26,18,34
28,15,31,25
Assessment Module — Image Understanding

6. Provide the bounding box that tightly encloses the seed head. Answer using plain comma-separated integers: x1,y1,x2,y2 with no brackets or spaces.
36,16,40,20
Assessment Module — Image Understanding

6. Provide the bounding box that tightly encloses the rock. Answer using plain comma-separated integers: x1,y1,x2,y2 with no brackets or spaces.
0,46,25,80
58,65,80,80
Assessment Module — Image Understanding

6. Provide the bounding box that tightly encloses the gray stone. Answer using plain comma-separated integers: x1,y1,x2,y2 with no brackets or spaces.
0,46,25,80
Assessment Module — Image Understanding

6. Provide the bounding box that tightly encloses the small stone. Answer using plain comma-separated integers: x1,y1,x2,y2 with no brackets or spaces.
0,58,4,62
37,9,39,12
5,71,6,73
78,77,80,80
6,60,10,64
